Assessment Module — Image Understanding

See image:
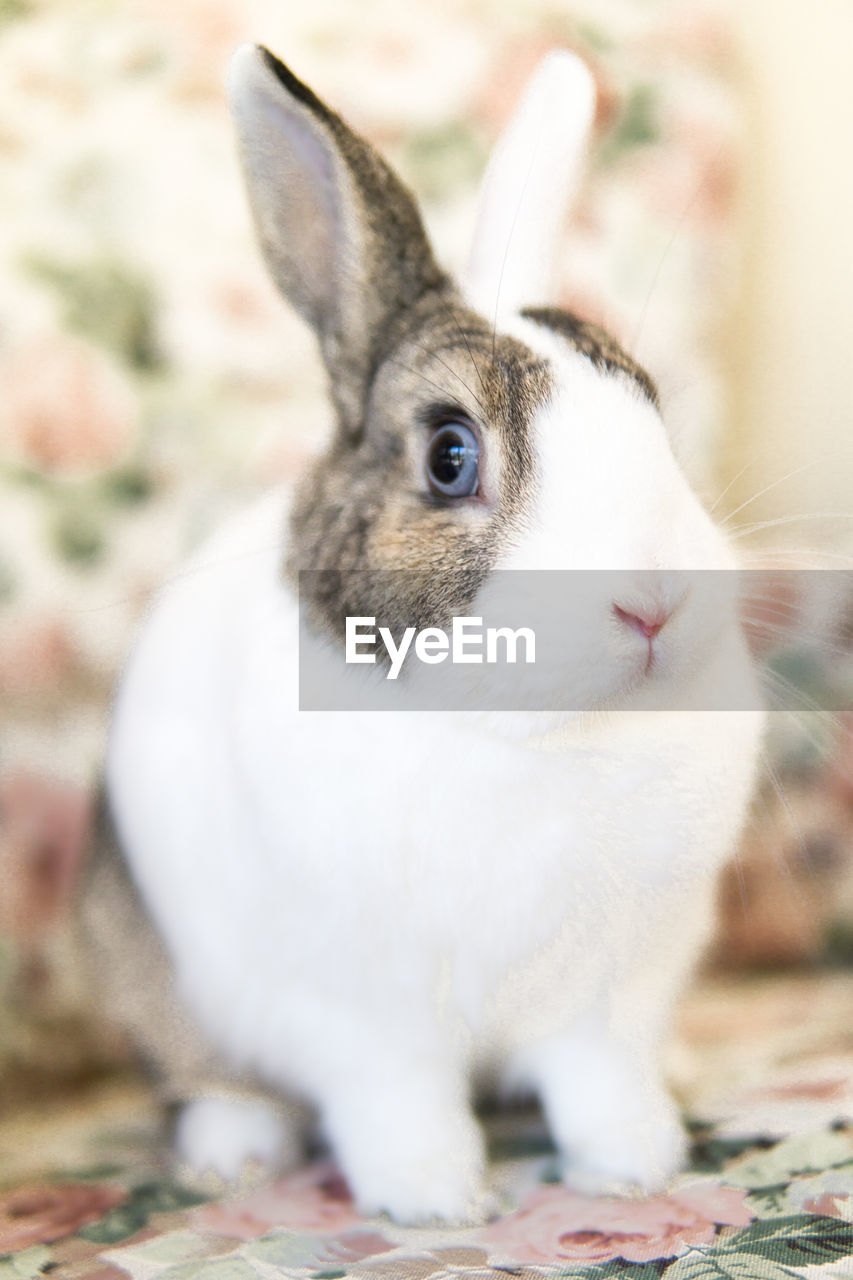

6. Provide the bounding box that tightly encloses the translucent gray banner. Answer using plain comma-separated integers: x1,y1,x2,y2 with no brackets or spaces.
297,570,853,712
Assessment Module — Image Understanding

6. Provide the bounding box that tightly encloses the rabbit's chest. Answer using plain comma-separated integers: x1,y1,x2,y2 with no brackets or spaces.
112,527,759,1078
236,704,722,995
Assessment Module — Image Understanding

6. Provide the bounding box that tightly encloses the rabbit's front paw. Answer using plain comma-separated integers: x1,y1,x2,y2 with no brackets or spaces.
327,1094,487,1225
175,1095,301,1185
355,1156,490,1227
528,1031,688,1198
562,1101,688,1197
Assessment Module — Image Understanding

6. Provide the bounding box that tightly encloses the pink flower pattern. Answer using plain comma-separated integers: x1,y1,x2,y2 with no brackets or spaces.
195,1161,362,1239
483,1181,753,1265
0,1183,126,1252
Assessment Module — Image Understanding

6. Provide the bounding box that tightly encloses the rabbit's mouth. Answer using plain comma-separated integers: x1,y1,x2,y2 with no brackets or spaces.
613,594,686,680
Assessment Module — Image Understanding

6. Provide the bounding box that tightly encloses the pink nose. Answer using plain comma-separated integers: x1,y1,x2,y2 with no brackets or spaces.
613,603,671,640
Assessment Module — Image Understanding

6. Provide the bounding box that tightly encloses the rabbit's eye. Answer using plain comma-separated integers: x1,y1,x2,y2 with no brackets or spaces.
426,423,479,498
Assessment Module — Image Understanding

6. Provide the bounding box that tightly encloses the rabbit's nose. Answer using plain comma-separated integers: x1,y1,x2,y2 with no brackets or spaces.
613,603,672,639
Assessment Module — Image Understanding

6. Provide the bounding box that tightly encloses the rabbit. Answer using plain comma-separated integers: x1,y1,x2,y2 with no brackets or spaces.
81,44,765,1226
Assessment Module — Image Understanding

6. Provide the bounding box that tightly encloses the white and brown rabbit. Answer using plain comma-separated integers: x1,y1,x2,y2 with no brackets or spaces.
83,45,764,1224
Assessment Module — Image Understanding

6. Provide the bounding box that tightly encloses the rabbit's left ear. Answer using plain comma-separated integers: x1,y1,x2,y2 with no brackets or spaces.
227,45,446,436
464,51,596,322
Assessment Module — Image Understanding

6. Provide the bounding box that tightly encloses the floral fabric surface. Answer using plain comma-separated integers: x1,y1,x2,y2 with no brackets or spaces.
2,969,853,1280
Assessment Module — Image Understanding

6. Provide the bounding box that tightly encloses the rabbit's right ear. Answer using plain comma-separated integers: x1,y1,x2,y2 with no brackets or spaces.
464,51,596,321
227,46,446,436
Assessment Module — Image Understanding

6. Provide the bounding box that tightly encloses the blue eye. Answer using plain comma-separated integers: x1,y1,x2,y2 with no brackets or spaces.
426,422,479,498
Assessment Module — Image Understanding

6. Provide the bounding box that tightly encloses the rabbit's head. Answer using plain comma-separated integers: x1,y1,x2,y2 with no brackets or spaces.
228,46,745,712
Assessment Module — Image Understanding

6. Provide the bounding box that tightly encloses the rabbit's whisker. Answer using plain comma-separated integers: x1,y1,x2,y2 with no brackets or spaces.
59,540,288,615
736,546,853,568
762,667,846,739
628,152,714,360
708,452,768,517
747,615,852,661
404,340,489,421
719,449,853,529
443,303,490,403
729,512,853,540
388,356,482,417
491,133,544,363
759,747,817,892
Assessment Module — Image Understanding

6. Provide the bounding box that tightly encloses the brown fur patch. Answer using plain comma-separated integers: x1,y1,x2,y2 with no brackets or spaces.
288,288,551,643
79,792,234,1098
522,307,659,408
255,52,652,649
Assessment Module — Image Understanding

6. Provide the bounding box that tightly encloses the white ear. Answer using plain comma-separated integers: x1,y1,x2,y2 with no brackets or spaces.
464,51,596,321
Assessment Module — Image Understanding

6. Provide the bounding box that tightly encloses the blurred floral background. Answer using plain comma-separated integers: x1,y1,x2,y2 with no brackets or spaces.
1,0,853,1185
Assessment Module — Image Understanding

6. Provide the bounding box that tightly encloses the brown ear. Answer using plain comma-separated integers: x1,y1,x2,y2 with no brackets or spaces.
227,45,447,436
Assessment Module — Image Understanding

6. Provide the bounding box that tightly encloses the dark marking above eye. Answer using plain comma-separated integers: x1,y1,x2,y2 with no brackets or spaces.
521,307,660,410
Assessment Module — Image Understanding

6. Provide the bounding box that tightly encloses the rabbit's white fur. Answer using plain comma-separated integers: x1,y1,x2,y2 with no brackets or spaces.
102,46,764,1224
107,361,762,1221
